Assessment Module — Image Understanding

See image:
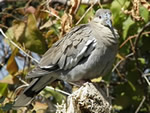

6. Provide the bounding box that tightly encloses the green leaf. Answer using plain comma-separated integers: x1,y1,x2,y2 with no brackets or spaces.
5,21,26,50
138,58,146,64
76,5,94,24
127,80,136,91
122,16,135,39
6,14,48,55
111,0,130,26
1,103,13,111
0,96,5,103
43,87,66,104
140,6,149,22
0,83,8,97
23,14,47,54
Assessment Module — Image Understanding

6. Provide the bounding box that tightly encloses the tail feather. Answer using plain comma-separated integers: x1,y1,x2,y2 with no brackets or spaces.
13,76,55,109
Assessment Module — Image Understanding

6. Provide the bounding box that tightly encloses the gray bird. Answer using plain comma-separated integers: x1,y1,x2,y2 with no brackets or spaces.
13,9,119,108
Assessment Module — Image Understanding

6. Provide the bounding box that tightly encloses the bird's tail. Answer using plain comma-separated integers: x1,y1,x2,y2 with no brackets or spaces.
13,75,55,109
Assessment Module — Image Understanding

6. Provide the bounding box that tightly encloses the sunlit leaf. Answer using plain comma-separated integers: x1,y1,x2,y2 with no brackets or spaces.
140,6,149,22
138,58,146,64
122,16,135,39
6,21,25,41
91,76,102,82
23,14,47,54
6,14,48,55
6,48,18,75
76,5,94,23
14,21,26,41
127,80,136,91
113,105,123,111
111,0,130,26
0,75,16,84
0,83,8,97
34,102,48,111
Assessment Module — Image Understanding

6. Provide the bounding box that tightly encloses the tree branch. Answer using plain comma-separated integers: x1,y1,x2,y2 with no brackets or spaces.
56,82,111,113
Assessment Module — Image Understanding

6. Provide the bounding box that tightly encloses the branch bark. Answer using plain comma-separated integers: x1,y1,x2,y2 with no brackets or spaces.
56,82,111,113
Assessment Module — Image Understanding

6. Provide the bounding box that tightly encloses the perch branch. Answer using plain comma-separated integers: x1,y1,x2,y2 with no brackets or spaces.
56,82,111,113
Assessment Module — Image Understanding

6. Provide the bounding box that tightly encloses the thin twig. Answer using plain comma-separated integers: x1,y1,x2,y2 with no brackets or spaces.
115,67,124,79
25,0,32,8
45,86,70,96
112,53,134,72
120,35,137,48
18,77,29,85
135,96,146,113
133,22,150,68
129,38,135,53
0,29,70,97
144,73,150,76
98,0,103,8
75,3,95,25
134,22,150,48
16,76,70,96
42,10,61,20
0,24,8,29
120,31,150,48
0,28,39,63
142,73,150,86
0,12,20,21
45,0,61,19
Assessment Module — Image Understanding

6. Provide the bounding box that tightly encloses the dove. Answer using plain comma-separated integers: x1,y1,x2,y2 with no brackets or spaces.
13,9,119,108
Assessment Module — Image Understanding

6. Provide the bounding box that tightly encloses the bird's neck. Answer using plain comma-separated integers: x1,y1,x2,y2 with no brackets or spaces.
90,21,118,46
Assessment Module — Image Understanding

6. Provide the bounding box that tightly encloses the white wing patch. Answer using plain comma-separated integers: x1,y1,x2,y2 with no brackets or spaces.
39,38,97,71
64,38,97,70
40,65,54,69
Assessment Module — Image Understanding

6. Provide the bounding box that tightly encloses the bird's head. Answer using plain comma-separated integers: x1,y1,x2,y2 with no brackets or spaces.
94,9,112,29
93,9,118,38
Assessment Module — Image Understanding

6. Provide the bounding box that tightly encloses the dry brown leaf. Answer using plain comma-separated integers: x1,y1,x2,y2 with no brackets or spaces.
69,0,81,15
140,0,150,11
33,101,48,112
60,0,81,37
122,0,144,21
6,48,19,75
25,6,36,14
50,7,59,16
60,13,73,37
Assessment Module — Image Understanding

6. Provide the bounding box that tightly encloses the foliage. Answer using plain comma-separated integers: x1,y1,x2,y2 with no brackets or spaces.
0,0,150,112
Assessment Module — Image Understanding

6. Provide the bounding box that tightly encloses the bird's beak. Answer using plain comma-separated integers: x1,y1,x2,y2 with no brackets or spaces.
106,18,116,38
106,19,112,29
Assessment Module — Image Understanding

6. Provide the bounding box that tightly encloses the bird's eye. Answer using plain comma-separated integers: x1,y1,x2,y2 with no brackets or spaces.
99,16,101,19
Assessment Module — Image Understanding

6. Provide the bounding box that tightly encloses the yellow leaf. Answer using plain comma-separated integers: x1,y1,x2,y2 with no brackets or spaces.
34,101,48,111
6,20,25,41
116,53,125,60
91,76,102,82
0,75,15,84
13,21,26,41
6,48,19,75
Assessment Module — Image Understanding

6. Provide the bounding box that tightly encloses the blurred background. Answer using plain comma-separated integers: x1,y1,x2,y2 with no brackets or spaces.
0,0,150,112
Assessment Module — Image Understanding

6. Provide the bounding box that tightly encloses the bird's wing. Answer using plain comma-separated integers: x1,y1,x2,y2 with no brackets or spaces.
27,24,97,78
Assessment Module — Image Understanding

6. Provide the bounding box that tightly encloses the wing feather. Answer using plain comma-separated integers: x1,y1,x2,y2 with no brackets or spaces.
27,24,97,78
